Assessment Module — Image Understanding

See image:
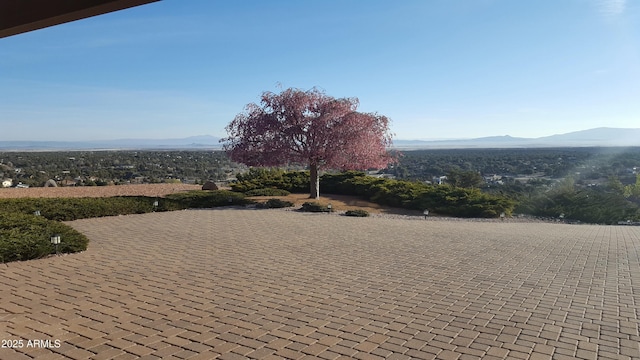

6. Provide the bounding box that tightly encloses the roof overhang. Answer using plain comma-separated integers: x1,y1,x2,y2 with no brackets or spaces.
0,0,159,39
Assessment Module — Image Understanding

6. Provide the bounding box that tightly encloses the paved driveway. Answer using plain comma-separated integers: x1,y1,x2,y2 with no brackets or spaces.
1,209,639,359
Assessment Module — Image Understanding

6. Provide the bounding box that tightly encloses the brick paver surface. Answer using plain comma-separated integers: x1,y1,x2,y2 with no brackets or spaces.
1,209,640,359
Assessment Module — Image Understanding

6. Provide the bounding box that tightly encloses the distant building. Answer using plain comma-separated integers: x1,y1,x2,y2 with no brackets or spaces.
433,176,447,185
485,175,504,185
60,179,77,186
1,179,12,188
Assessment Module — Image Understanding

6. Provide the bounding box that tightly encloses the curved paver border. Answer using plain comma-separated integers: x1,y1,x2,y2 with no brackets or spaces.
1,209,639,359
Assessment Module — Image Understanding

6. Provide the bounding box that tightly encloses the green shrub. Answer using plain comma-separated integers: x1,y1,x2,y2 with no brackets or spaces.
409,185,515,218
164,190,253,209
319,171,367,194
0,197,157,221
340,176,388,199
300,201,332,213
231,168,309,193
0,190,253,221
321,173,514,218
244,188,291,197
369,179,430,208
256,198,294,209
344,209,370,217
225,167,517,219
0,212,89,263
517,186,640,224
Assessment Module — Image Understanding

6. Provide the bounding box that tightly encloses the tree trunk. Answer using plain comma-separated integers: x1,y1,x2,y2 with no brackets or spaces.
310,163,320,199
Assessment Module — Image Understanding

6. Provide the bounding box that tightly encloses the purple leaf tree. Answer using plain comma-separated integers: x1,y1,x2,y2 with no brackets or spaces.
221,87,397,199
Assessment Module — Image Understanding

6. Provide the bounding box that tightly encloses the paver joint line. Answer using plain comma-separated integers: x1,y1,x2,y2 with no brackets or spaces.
0,209,638,360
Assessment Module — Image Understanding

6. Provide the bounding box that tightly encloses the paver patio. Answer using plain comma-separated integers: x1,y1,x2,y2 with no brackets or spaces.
1,209,639,359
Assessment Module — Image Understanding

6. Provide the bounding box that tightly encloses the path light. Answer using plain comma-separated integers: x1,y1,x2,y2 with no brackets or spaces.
424,209,429,219
50,234,61,256
559,213,565,222
327,204,332,213
153,199,159,211
500,212,505,221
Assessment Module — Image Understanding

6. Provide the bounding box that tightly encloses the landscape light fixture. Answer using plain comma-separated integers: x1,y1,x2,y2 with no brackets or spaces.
50,234,61,255
424,209,429,219
327,204,332,212
500,212,506,221
153,199,159,211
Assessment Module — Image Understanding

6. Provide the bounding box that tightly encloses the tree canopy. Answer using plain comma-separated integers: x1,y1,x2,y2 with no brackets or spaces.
221,87,396,198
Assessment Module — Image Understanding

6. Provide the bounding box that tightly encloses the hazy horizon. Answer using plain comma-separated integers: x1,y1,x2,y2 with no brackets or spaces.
0,127,640,146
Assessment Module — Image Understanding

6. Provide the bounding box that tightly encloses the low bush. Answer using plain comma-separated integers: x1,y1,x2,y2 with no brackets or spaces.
230,169,516,218
319,171,367,194
0,212,89,263
0,197,156,221
0,190,253,221
256,198,294,209
231,168,309,193
300,201,333,213
244,188,291,197
344,209,370,217
164,190,253,209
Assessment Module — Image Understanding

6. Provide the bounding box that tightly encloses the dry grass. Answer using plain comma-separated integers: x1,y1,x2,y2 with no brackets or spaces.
0,183,201,199
248,193,423,215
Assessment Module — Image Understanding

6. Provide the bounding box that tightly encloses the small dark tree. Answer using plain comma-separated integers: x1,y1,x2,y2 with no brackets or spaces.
446,169,484,188
222,87,397,199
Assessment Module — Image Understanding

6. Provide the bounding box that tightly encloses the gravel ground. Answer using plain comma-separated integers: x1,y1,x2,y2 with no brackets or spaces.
0,183,202,198
277,207,557,223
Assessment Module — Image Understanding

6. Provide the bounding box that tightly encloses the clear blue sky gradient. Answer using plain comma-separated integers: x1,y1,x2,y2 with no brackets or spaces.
1,0,638,141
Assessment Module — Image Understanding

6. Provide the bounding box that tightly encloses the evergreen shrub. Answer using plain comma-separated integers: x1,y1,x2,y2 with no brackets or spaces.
300,202,332,213
344,209,370,217
244,188,291,196
256,198,294,209
231,168,309,193
0,212,89,262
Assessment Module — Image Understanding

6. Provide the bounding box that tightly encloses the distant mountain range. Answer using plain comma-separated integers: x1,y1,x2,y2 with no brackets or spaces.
0,128,639,151
0,135,223,151
393,127,640,149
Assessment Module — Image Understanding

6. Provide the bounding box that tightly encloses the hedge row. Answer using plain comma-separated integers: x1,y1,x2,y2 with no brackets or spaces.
0,190,252,222
322,173,514,218
163,190,252,210
231,168,309,193
231,170,515,218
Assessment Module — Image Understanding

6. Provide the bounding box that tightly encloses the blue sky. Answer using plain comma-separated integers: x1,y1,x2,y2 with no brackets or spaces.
1,0,639,141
